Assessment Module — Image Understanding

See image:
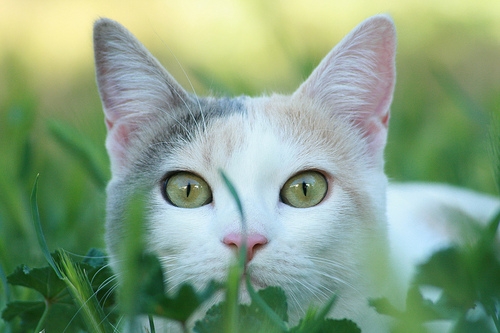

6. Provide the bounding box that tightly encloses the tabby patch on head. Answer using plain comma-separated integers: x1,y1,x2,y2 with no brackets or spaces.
94,14,396,332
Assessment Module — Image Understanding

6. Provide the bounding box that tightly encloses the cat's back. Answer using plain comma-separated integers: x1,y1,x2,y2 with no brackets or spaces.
386,183,499,282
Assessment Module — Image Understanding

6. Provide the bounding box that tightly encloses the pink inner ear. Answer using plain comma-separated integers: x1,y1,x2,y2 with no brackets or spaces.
106,120,134,173
297,15,396,164
105,117,114,130
381,112,390,128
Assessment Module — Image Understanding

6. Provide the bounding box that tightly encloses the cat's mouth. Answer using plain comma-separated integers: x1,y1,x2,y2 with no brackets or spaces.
241,271,267,289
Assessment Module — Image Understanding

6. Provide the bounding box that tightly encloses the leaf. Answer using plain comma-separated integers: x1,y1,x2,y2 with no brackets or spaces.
6,264,67,300
131,253,221,324
369,297,403,318
289,318,360,333
248,285,288,323
82,248,108,268
3,251,117,333
194,303,224,333
1,301,45,329
240,286,288,333
288,295,353,333
414,247,476,310
2,299,84,333
194,286,289,333
316,318,360,333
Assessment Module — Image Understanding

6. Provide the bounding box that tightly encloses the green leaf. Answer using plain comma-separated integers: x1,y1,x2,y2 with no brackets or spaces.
137,254,221,323
1,301,44,330
2,252,117,333
245,281,288,331
289,295,348,333
82,248,108,268
414,247,476,310
369,297,403,318
194,286,289,333
2,261,85,332
2,299,84,333
194,303,224,333
6,264,66,300
289,318,360,333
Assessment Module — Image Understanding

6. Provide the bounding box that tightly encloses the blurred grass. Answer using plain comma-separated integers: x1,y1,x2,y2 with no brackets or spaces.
1,1,500,331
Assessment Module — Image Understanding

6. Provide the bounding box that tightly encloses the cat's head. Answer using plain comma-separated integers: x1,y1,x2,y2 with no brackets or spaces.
94,14,396,323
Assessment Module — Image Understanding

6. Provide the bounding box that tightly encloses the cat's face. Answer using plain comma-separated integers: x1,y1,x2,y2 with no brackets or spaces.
94,15,396,323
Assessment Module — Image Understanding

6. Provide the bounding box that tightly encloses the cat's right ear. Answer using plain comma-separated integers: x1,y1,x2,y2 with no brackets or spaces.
93,18,191,174
294,15,396,168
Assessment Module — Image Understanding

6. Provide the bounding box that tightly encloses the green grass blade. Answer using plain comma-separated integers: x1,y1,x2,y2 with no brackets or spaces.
224,262,242,333
219,170,248,267
219,170,248,333
148,315,156,333
58,250,113,333
488,113,500,194
219,170,245,224
430,65,488,127
30,174,63,279
118,194,147,330
48,120,109,189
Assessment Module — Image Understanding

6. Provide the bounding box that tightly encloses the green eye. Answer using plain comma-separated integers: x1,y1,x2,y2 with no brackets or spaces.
280,171,328,208
163,172,212,208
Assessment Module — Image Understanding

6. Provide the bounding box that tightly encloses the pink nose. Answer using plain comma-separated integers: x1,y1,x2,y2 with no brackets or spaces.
223,233,268,262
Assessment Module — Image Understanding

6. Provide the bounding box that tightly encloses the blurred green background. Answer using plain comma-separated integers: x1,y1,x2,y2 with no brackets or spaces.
1,0,500,324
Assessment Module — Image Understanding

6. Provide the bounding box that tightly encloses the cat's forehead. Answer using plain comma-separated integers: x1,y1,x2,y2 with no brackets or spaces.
166,94,366,187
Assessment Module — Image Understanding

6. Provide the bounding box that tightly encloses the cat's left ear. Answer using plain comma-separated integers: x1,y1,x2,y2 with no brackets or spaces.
294,15,396,164
93,18,193,175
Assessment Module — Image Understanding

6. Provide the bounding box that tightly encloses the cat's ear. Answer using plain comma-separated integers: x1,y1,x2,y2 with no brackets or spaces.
294,15,396,165
93,18,192,174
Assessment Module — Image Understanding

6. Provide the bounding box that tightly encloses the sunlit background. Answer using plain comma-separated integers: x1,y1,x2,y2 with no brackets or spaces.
1,0,500,324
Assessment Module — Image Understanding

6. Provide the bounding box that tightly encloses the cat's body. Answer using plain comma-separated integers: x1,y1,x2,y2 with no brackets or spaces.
93,15,499,332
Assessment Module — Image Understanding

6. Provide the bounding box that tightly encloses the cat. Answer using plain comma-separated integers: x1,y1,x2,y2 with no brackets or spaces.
93,14,500,332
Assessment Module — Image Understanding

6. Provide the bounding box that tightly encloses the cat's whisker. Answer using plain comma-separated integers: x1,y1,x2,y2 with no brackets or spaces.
306,255,360,276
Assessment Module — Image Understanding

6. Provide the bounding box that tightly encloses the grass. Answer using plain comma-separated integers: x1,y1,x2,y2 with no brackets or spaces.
1,2,500,332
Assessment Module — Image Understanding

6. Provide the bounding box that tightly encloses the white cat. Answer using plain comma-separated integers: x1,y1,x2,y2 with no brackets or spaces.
93,14,499,332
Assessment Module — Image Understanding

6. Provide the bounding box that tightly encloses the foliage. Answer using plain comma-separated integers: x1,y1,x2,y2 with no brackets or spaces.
370,210,500,332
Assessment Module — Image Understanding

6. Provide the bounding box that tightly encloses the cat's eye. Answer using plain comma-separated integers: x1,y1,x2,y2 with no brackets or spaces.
163,172,212,208
280,171,328,208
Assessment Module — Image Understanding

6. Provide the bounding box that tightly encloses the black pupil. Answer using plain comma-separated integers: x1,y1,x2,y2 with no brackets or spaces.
186,182,191,197
302,181,308,196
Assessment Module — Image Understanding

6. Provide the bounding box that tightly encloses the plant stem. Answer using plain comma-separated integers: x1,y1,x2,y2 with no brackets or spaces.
148,315,156,333
34,299,50,333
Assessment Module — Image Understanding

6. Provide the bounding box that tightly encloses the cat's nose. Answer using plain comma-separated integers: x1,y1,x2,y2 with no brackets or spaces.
223,233,268,262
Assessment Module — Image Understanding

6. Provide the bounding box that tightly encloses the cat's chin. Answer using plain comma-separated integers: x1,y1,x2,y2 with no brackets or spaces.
242,272,268,290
